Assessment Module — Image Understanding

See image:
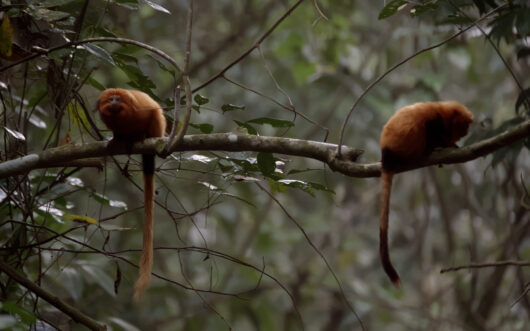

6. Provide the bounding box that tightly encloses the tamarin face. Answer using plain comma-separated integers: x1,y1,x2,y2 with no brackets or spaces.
97,89,132,117
104,94,124,114
448,107,474,143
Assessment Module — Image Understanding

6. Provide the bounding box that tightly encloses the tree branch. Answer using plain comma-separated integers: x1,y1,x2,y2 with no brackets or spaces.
164,0,194,155
0,260,106,330
441,260,530,273
0,117,528,179
0,37,181,73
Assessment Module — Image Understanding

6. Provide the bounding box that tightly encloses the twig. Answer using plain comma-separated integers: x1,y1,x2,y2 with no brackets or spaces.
192,0,307,93
0,37,181,73
511,282,530,308
164,0,194,155
441,260,530,273
163,86,182,155
255,183,365,330
312,0,328,21
0,260,106,330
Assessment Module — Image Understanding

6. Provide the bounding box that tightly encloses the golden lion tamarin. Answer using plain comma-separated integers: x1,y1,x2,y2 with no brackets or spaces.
379,101,473,287
97,88,166,299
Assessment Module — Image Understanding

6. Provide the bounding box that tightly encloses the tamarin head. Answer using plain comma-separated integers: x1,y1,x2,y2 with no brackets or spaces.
97,89,134,117
97,88,166,139
441,101,474,144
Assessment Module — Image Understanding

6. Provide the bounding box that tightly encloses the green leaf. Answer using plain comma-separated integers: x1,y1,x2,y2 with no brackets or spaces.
38,0,77,7
517,46,530,60
308,182,335,194
199,181,221,191
275,33,304,57
278,179,315,197
292,60,316,85
489,11,517,43
35,204,64,223
114,0,140,10
189,123,214,134
257,152,276,176
1,301,37,325
147,54,176,77
63,214,98,225
219,192,256,207
4,127,25,141
0,16,13,58
222,104,245,112
515,88,530,115
194,94,209,105
92,26,117,38
247,117,294,128
287,168,318,175
226,157,260,173
86,77,106,91
217,160,234,172
108,317,142,331
378,0,407,20
234,120,257,135
83,44,116,66
410,3,439,17
117,64,156,92
92,193,127,209
516,8,530,38
112,52,139,64
141,0,171,14
184,154,216,163
66,102,91,131
268,178,288,194
30,8,70,22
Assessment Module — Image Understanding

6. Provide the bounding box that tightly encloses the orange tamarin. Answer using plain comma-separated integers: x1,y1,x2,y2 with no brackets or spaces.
97,88,166,299
379,101,473,287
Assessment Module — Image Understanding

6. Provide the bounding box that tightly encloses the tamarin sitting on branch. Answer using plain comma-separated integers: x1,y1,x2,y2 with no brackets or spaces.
97,88,166,300
379,101,473,287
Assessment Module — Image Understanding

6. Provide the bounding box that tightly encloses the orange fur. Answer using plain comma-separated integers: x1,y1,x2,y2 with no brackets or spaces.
97,88,166,300
379,101,473,288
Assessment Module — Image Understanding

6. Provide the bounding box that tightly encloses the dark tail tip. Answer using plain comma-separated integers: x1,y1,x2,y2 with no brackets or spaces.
142,154,155,174
380,229,401,288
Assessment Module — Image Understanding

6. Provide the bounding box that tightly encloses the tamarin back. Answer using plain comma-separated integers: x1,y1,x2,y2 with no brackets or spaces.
379,101,473,287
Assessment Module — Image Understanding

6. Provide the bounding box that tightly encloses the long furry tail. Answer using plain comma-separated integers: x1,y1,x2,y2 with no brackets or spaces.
380,171,401,288
134,155,155,300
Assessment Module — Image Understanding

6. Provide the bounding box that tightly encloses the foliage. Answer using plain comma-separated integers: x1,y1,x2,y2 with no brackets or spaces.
0,0,529,330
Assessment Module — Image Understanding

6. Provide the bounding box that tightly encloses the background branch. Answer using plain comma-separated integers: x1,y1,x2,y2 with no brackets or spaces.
0,260,106,330
0,37,182,73
441,260,530,273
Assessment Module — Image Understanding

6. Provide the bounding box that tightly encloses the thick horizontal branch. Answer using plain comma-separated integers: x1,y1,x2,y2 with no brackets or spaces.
0,134,365,178
0,118,528,179
0,260,106,330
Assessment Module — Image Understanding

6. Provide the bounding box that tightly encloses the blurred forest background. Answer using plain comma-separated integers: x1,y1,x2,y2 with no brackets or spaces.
0,0,529,330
